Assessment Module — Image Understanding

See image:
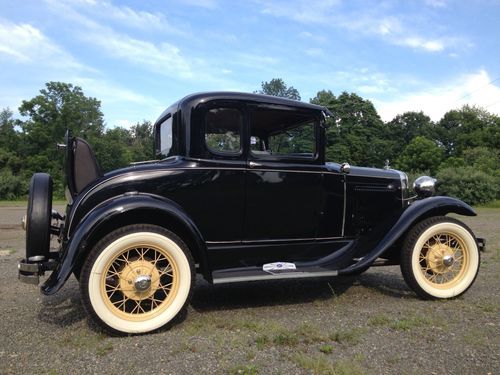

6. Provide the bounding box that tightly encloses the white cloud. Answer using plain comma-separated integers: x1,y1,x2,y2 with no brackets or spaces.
260,0,340,24
399,37,444,52
44,1,194,79
424,0,448,8
0,20,87,70
298,31,327,44
50,0,168,31
305,48,324,57
71,77,165,126
374,70,500,121
260,1,467,53
183,0,218,9
113,119,136,129
84,30,194,79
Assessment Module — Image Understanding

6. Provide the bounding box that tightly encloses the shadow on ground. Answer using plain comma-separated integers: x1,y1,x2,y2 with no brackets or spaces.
35,269,414,328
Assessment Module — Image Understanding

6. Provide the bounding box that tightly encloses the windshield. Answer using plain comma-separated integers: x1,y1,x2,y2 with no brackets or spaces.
159,115,173,158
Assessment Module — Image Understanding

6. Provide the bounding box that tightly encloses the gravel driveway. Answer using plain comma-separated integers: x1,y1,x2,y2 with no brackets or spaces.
0,203,498,374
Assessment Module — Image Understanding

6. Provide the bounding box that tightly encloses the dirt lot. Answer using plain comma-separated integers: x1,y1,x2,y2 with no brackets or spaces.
0,203,498,374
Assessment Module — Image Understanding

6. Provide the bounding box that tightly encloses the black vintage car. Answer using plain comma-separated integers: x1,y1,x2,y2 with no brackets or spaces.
19,92,484,334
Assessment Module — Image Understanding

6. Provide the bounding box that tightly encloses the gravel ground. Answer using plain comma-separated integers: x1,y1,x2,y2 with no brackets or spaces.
0,203,498,375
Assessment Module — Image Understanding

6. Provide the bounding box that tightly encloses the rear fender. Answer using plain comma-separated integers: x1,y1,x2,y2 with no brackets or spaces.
40,194,207,295
338,196,476,274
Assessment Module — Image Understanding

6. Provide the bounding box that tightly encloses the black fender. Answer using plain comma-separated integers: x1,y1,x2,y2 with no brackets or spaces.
41,193,207,295
338,196,476,275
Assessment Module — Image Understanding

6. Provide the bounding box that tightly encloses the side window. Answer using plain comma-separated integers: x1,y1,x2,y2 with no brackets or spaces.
205,107,242,154
250,107,316,159
268,121,315,155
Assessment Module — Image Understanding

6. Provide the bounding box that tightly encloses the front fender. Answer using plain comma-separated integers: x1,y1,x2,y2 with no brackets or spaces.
339,196,476,274
41,194,206,295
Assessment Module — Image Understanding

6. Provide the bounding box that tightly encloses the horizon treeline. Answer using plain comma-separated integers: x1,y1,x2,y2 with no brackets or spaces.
1,80,499,205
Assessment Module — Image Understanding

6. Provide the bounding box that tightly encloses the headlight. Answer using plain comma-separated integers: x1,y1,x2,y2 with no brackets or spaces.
413,176,437,198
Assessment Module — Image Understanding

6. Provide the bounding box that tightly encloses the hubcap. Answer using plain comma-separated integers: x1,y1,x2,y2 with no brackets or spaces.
134,275,152,292
442,254,454,267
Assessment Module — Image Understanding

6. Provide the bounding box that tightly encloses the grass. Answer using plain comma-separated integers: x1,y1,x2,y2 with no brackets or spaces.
389,315,430,331
228,364,259,375
328,328,364,346
0,248,16,256
475,302,499,313
368,314,392,327
0,200,66,207
368,313,432,331
253,321,328,349
477,199,500,209
59,328,113,356
292,353,366,375
319,344,333,354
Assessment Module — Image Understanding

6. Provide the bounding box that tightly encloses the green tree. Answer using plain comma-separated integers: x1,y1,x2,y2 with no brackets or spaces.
311,90,389,167
256,78,301,100
395,136,444,174
129,121,154,161
93,127,132,172
435,105,500,156
18,82,105,196
385,111,434,157
462,146,499,176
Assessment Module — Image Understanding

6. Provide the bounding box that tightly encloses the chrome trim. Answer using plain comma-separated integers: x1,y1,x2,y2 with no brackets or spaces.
392,169,409,207
342,178,346,237
340,162,350,174
206,236,344,245
413,176,437,198
213,270,338,284
248,168,323,174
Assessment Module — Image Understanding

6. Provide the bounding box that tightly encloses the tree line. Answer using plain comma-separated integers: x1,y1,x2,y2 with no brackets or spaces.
1,80,498,205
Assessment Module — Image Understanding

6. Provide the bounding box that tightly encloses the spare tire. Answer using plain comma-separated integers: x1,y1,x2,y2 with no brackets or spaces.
26,173,53,260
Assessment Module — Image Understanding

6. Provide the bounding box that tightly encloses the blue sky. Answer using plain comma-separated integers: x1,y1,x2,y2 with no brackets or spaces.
1,0,499,128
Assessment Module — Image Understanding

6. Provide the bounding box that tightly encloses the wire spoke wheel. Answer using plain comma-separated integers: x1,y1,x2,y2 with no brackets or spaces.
401,216,479,300
80,225,194,335
418,232,467,288
101,245,179,321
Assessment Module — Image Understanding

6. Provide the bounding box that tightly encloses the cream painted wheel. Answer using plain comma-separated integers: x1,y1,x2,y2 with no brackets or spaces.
401,216,480,299
80,225,194,334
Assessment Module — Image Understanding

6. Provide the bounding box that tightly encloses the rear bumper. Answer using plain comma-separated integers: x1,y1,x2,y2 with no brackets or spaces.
18,258,58,285
477,237,486,252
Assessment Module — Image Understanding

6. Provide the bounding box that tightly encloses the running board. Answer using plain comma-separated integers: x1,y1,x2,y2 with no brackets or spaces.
212,267,338,284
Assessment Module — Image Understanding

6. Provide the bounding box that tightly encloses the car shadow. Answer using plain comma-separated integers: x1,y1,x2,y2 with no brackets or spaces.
190,269,413,313
37,278,86,327
36,270,414,329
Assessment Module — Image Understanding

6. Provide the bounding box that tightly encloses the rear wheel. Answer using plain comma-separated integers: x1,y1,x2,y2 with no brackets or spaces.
401,216,480,299
80,224,194,335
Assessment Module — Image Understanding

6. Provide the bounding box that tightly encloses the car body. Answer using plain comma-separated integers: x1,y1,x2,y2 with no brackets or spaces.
19,92,485,334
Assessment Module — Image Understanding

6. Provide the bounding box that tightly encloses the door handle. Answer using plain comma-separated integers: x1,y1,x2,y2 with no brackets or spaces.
249,161,262,168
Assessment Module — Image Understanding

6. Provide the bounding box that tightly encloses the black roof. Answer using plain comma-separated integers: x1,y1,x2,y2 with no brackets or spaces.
155,91,332,125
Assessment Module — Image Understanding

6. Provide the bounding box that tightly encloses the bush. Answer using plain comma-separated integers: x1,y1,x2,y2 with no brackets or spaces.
0,170,25,200
436,166,499,206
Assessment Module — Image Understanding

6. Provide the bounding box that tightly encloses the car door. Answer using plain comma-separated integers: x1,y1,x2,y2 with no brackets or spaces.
178,101,247,243
243,104,325,261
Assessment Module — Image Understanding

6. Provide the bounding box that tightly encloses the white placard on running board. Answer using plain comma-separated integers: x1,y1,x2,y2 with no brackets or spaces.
263,262,297,274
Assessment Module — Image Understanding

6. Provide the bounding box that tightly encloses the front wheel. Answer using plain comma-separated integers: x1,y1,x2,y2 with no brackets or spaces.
80,224,194,335
401,216,480,299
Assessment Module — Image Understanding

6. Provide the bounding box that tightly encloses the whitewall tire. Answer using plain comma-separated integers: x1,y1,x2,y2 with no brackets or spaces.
80,225,194,335
401,216,480,299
